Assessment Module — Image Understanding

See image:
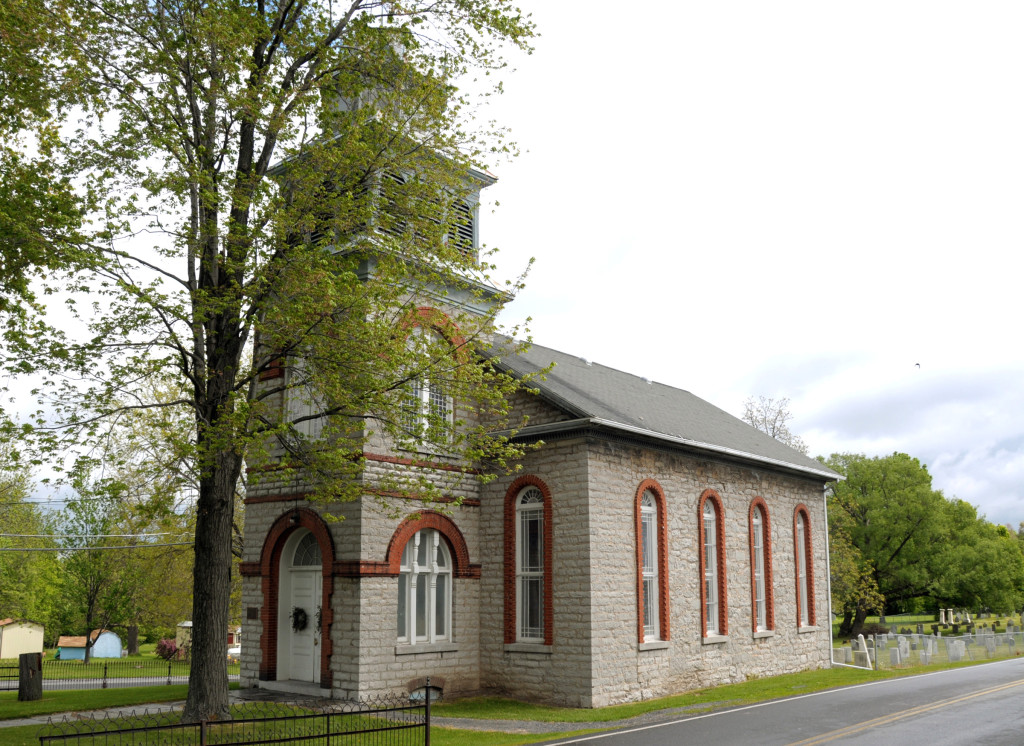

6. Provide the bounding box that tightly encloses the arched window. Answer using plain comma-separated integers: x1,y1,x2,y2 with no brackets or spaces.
794,505,815,628
401,326,453,444
397,529,452,645
516,487,545,642
635,481,669,644
749,499,774,633
698,490,728,637
293,532,322,567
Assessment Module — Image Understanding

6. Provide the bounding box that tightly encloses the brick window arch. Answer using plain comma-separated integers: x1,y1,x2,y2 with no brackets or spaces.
794,504,816,628
385,511,473,578
749,498,775,633
503,475,553,645
635,479,670,644
698,489,728,637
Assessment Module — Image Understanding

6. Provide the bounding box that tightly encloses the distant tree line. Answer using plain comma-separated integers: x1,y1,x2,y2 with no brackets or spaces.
744,397,1024,637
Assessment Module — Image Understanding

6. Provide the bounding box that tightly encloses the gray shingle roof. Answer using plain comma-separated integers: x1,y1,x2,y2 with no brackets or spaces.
496,340,839,481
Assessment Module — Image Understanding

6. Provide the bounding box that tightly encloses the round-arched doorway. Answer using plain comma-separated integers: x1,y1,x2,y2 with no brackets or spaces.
275,529,322,683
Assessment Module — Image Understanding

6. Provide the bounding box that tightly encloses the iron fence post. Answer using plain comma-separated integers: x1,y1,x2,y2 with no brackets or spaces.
102,663,107,689
200,718,208,746
424,676,430,746
167,662,172,686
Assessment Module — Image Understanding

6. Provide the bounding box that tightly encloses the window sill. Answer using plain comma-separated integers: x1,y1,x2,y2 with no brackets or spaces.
753,629,775,639
702,634,729,645
798,626,819,634
638,640,670,652
504,642,552,655
395,642,458,656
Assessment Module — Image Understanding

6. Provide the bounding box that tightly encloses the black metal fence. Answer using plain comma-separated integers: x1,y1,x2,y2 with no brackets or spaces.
0,663,17,691
38,695,430,745
34,658,197,691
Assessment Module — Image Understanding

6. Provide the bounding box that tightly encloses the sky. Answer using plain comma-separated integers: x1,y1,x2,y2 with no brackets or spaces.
475,1,1024,525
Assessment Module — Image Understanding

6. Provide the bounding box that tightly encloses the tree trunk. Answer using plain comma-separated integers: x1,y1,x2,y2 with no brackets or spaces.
838,609,855,637
181,446,241,722
127,625,140,656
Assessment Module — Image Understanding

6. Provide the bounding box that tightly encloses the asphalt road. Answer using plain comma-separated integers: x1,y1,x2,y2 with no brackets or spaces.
540,659,1024,746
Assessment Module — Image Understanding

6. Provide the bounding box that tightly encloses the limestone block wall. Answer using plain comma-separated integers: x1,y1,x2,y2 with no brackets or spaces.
478,436,596,707
581,439,831,707
344,497,483,700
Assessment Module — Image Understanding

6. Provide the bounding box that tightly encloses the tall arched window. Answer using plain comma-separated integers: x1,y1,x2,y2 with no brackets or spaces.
503,476,553,646
397,529,452,645
516,487,545,642
698,490,728,637
635,481,669,644
794,505,815,628
749,499,774,633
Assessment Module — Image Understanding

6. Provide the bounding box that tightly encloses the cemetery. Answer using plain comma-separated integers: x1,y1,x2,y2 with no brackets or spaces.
834,609,1024,670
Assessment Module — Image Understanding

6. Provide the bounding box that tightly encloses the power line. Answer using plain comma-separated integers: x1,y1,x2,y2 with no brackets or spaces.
0,543,194,552
0,532,189,539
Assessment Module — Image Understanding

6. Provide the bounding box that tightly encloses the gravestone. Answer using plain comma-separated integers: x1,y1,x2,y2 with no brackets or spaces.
898,636,910,661
986,637,997,656
889,647,901,665
952,623,960,635
917,623,925,635
939,609,946,625
920,649,932,664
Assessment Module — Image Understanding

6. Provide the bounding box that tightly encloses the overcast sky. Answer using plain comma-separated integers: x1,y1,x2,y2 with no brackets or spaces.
478,1,1024,525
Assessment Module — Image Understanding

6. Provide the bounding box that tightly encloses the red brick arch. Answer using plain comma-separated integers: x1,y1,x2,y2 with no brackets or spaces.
502,475,554,646
635,479,670,644
793,503,816,627
748,497,775,633
257,508,336,687
698,488,728,637
384,511,478,578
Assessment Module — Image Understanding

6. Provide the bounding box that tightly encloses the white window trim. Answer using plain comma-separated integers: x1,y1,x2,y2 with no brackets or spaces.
752,508,767,632
516,487,545,643
703,501,719,636
640,491,660,641
797,513,809,628
402,328,454,449
397,529,452,646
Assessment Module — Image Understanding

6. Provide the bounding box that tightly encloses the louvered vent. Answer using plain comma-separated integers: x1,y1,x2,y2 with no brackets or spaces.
449,201,474,257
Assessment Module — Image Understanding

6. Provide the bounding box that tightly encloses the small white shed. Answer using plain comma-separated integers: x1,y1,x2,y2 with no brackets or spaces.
0,618,44,659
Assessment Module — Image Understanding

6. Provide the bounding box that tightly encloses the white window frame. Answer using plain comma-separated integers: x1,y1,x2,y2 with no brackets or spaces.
397,529,452,645
640,491,660,640
703,501,719,636
796,512,809,627
516,487,545,642
402,328,453,445
752,507,767,632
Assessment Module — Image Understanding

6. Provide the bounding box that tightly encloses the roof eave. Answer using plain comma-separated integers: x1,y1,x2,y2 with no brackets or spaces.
499,417,841,482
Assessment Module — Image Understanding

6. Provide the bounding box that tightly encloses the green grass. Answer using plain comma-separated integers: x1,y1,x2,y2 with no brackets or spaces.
0,683,242,721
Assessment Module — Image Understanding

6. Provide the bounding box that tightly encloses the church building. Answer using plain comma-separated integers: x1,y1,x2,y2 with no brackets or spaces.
238,167,839,707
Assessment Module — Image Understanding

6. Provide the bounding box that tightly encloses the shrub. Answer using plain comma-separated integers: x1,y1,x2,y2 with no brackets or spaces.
155,639,178,661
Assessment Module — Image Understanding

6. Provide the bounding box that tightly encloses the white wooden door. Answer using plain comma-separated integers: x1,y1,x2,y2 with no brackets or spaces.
288,569,321,683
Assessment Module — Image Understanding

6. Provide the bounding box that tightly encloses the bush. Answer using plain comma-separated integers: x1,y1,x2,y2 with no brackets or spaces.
155,639,178,661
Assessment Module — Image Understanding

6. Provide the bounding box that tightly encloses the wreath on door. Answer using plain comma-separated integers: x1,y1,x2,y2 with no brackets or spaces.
290,606,308,632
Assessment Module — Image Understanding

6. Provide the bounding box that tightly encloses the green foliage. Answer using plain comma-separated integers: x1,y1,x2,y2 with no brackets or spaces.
0,0,536,721
826,452,1024,634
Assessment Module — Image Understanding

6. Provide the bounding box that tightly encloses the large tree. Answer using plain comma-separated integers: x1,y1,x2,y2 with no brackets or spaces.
826,453,952,631
0,0,535,720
